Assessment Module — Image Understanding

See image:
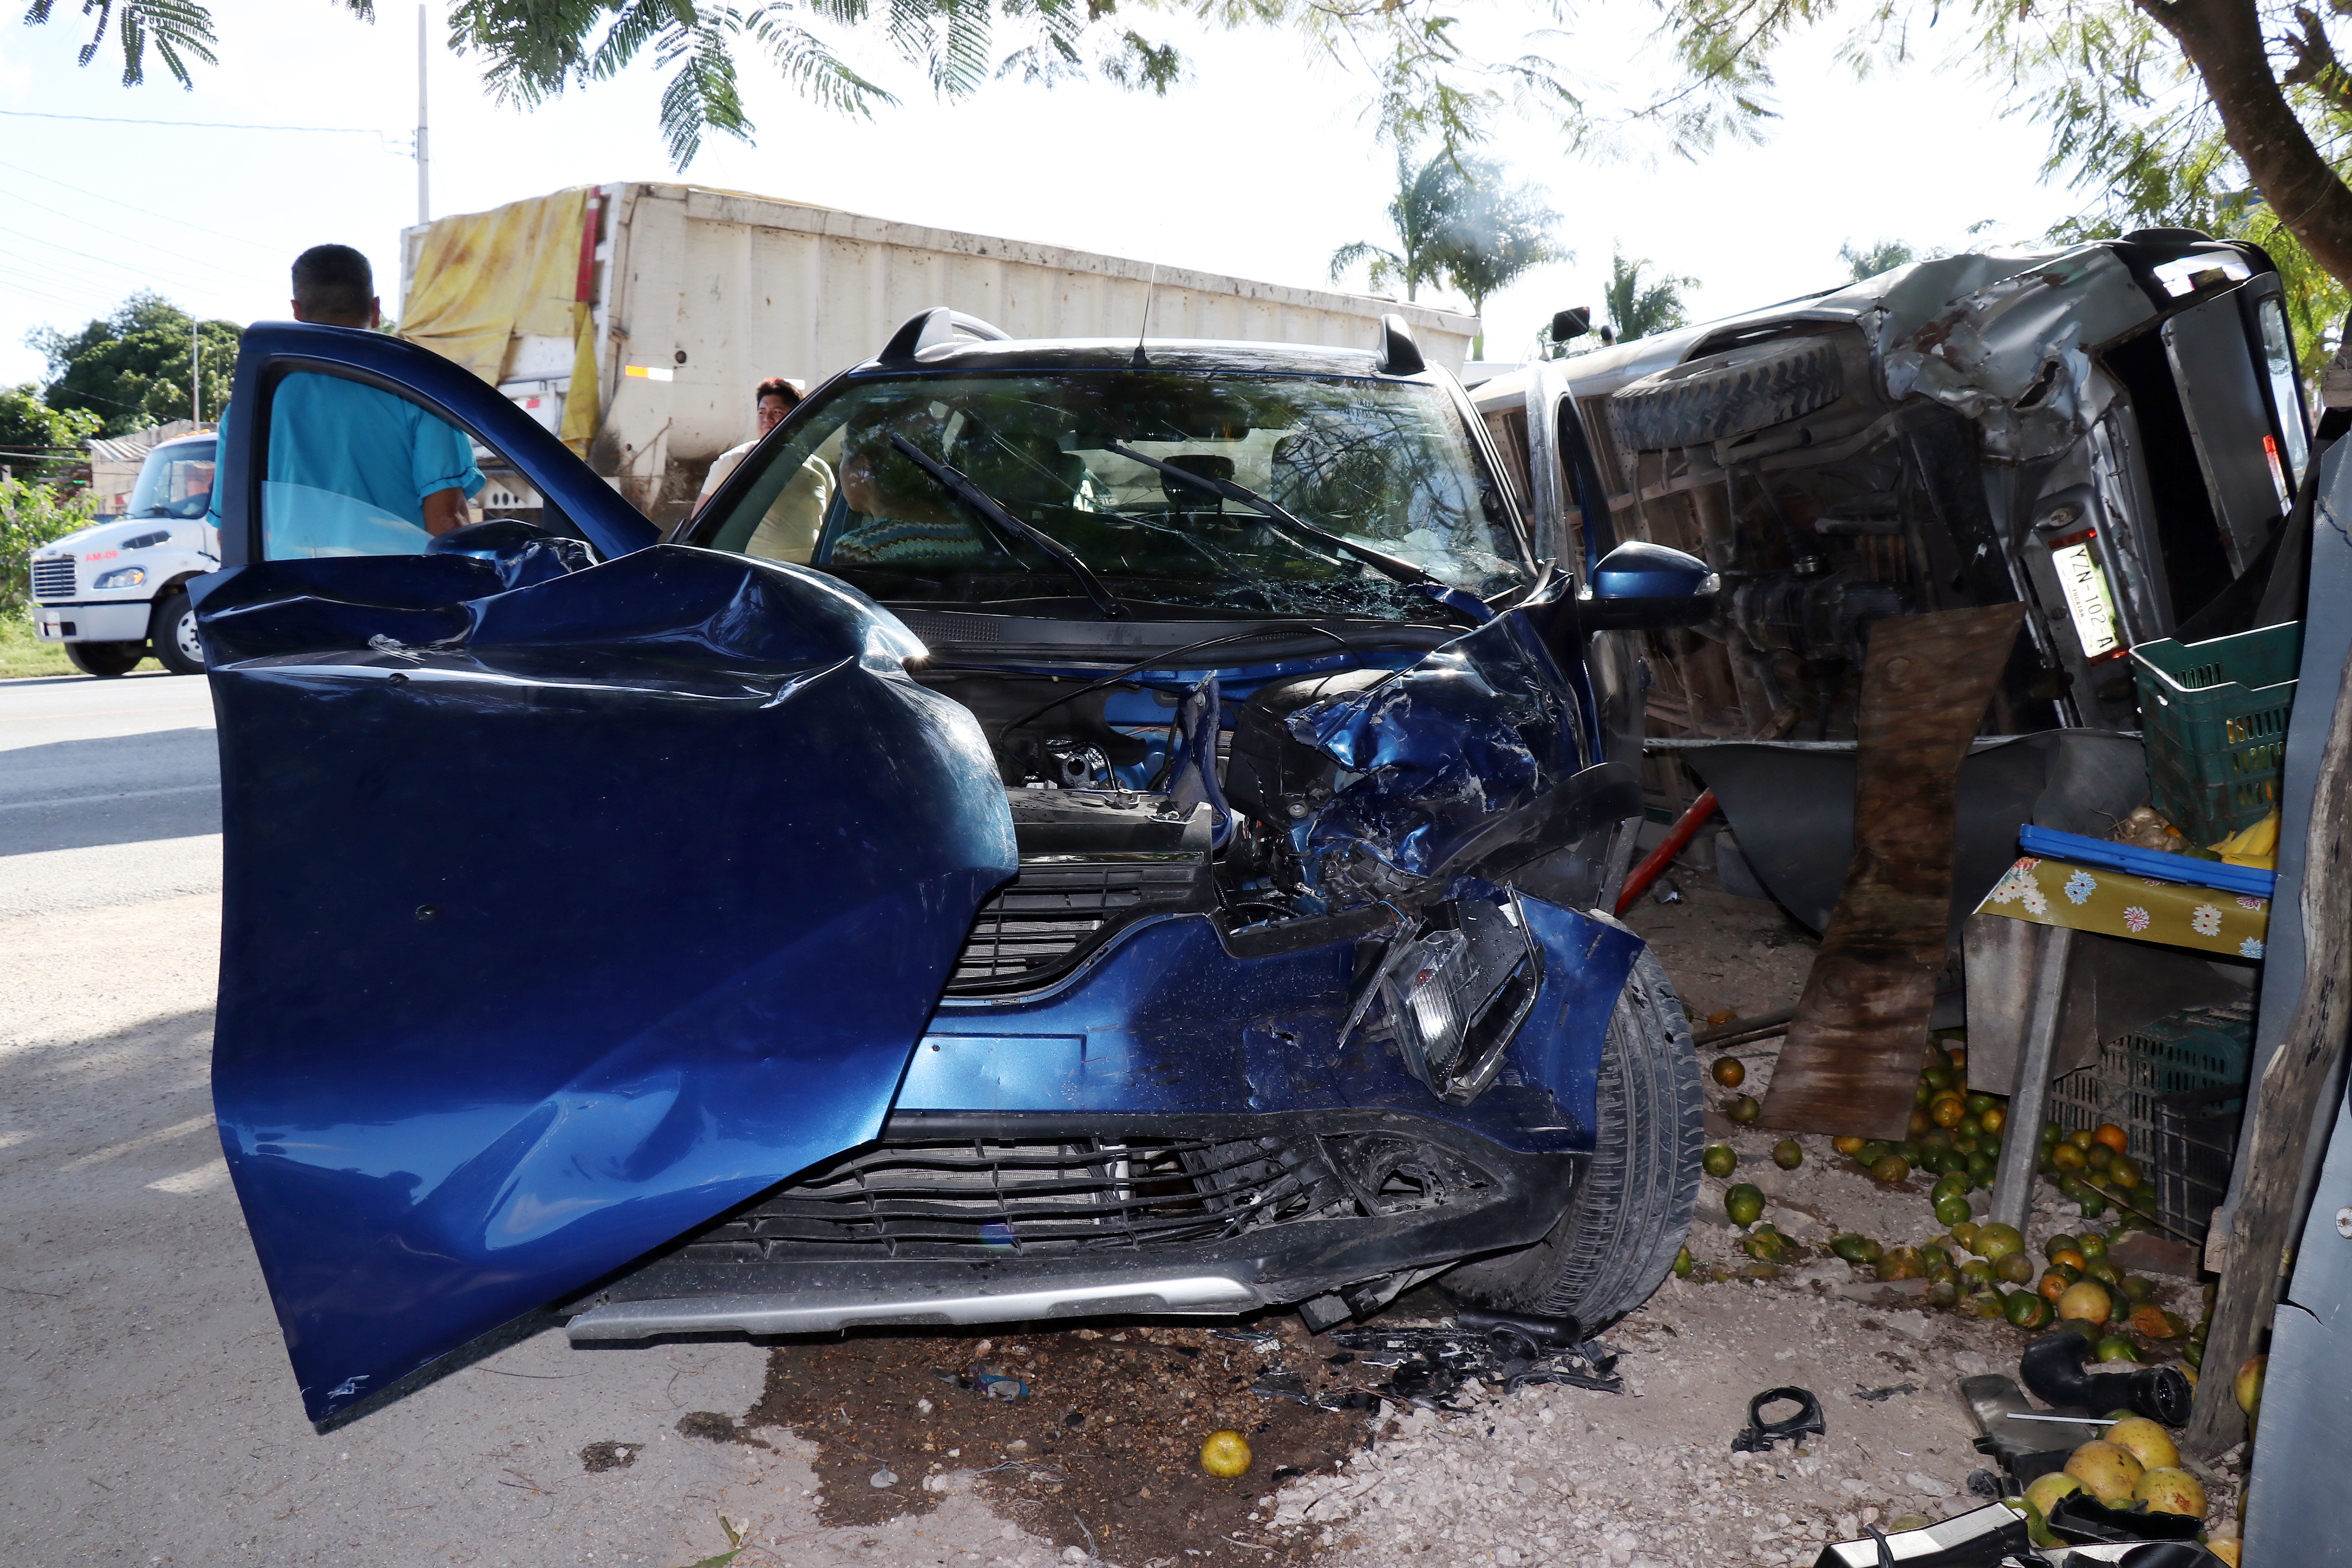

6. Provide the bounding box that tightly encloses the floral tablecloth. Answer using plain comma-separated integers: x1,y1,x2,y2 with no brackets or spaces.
1975,855,2269,959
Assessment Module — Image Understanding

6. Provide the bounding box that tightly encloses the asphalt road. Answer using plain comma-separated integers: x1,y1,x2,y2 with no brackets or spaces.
0,669,223,921
0,667,1037,1568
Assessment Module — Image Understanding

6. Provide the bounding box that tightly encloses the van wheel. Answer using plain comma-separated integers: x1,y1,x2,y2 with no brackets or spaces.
1610,336,1843,452
65,641,146,678
1442,946,1701,1329
150,587,206,675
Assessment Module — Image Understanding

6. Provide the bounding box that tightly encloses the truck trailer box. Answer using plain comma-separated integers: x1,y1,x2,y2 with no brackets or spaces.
400,182,1479,527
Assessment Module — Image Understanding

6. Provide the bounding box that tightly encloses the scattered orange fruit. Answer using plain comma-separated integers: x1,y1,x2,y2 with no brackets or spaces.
2093,1123,2130,1154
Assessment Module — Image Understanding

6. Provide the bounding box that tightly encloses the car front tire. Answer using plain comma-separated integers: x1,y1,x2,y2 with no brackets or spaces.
64,640,146,678
150,587,206,675
1443,945,1703,1329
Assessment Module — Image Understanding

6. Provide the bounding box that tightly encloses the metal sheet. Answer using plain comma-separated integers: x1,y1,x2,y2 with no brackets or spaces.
1759,605,2027,1138
200,542,1017,1424
1962,920,2248,1094
1684,729,2147,933
2246,1092,2352,1565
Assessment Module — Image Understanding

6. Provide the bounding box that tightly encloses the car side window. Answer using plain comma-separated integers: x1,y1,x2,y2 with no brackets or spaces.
257,371,489,560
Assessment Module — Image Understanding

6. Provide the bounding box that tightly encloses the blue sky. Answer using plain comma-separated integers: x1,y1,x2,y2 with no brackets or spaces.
1,0,2088,393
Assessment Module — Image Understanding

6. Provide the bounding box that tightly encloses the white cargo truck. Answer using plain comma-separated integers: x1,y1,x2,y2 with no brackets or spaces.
398,183,1479,528
28,429,218,677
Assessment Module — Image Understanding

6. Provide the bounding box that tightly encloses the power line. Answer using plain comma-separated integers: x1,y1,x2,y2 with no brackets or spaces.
0,186,276,292
0,107,396,136
0,233,248,310
0,156,285,255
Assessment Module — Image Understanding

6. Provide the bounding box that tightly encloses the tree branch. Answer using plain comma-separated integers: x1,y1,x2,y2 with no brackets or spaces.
2278,4,2352,120
2132,0,2352,291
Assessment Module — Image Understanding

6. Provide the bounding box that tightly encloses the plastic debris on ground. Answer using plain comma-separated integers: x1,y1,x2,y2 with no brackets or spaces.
1732,1386,1827,1452
1321,1311,1624,1410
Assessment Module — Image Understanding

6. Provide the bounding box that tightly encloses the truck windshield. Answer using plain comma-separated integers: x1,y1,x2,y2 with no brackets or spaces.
128,440,218,520
696,371,1530,618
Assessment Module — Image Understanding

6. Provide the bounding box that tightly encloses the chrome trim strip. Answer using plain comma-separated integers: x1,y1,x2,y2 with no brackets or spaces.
563,1272,1263,1341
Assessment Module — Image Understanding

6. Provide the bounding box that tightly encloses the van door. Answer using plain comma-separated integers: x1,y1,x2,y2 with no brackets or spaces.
196,324,1016,1421
2163,277,2308,571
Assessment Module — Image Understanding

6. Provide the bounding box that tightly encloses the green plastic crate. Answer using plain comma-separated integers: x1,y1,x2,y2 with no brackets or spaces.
2130,621,2301,843
2050,1000,2255,1164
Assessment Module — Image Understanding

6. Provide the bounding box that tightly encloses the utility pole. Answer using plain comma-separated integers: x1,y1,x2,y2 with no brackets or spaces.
416,2,430,227
191,320,200,426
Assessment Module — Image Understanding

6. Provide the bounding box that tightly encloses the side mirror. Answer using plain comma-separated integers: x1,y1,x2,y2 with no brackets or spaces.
1549,307,1592,344
1579,540,1718,629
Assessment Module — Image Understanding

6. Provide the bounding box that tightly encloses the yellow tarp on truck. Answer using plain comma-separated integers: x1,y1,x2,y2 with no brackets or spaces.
398,187,600,454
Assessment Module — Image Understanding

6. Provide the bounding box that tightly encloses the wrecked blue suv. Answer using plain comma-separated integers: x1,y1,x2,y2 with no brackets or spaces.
195,309,1717,1422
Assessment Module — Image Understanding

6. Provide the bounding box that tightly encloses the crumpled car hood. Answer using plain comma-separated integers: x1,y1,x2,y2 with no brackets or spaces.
1283,603,1599,894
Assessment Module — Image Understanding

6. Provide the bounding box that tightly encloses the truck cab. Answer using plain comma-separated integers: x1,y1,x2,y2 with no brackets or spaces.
30,432,219,676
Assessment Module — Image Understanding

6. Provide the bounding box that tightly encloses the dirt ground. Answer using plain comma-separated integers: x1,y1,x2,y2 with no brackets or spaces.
707,883,2242,1568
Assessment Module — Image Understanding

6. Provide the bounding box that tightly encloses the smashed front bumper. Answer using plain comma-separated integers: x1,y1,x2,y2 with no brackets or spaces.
564,892,1639,1342
563,1109,1581,1340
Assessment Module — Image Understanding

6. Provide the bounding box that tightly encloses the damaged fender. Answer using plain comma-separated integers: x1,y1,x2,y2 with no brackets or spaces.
199,545,1016,1422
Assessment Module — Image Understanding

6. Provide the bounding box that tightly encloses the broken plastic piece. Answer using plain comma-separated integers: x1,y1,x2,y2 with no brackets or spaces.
2018,1333,2191,1426
1329,1321,1621,1407
975,1372,1028,1401
1453,1307,1585,1361
1809,1502,2032,1567
2045,1490,2203,1546
1730,1386,1825,1453
1958,1371,2078,1487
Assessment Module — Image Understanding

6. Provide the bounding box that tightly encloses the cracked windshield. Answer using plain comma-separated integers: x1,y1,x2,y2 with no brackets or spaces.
700,371,1530,617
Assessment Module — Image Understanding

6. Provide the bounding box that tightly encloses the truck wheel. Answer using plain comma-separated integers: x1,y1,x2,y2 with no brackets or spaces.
150,587,206,675
1610,336,1843,452
1443,946,1702,1329
64,641,146,678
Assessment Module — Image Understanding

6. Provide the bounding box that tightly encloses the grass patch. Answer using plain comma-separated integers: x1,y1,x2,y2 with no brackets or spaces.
0,615,83,680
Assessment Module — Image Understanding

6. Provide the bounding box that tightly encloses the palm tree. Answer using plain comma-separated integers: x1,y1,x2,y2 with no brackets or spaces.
1604,249,1697,343
1329,150,1471,304
1436,166,1564,358
1332,151,1564,356
1839,239,1919,281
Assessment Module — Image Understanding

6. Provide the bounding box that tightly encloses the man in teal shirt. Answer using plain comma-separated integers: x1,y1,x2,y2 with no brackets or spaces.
213,244,483,553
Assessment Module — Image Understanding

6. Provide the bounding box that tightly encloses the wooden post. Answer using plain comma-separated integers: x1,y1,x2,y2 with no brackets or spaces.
1988,923,2075,1234
2183,645,2352,1458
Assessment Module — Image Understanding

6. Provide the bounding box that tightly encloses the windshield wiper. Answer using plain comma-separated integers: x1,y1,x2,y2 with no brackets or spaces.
1103,439,1444,592
888,435,1124,620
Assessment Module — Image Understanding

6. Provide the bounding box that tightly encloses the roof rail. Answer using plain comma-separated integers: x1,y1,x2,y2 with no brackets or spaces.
877,307,1013,365
1376,313,1426,375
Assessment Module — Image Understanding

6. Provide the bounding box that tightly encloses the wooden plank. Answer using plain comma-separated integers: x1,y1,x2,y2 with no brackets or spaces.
2183,645,2352,1458
1759,605,2027,1139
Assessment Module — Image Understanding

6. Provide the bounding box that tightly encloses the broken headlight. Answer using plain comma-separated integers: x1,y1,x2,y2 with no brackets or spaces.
1365,890,1542,1105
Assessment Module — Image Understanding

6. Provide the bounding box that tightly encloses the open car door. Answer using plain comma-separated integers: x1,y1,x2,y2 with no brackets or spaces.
195,325,1017,1422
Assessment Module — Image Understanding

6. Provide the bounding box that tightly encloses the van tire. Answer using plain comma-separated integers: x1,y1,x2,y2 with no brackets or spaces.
65,641,145,678
151,587,206,675
1611,337,1844,452
1442,946,1701,1329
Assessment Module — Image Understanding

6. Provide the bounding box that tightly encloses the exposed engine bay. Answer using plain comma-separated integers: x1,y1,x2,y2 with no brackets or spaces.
912,617,1640,1107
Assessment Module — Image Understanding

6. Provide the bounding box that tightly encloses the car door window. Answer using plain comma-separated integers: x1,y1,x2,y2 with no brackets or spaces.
2256,296,2309,484
259,370,488,559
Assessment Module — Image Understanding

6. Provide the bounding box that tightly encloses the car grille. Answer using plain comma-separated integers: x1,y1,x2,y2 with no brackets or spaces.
666,1129,1502,1266
31,558,76,601
949,857,1204,991
675,1135,1357,1262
